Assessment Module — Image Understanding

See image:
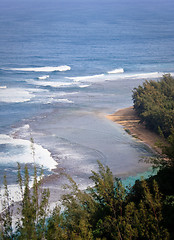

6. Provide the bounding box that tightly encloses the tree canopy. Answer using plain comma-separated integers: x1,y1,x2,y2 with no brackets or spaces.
1,161,173,239
132,74,174,138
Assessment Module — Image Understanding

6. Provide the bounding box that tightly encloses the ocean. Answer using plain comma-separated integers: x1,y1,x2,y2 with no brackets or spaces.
0,0,174,203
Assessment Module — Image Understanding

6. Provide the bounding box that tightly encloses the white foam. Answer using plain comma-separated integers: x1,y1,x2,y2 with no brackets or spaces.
66,74,105,82
46,98,73,104
67,72,170,83
21,124,30,130
56,91,78,96
0,134,57,170
26,79,77,88
10,124,30,139
0,86,7,89
44,91,78,98
55,98,73,103
104,71,166,82
38,75,50,80
16,89,78,105
0,88,34,103
0,87,48,103
107,68,124,74
27,78,91,89
79,84,91,88
104,71,170,81
126,72,163,79
8,65,71,72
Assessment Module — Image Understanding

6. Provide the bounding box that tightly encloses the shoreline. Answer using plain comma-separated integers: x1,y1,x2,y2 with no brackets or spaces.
106,106,166,155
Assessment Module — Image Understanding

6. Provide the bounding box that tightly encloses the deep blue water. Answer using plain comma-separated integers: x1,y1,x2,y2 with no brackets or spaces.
0,0,174,198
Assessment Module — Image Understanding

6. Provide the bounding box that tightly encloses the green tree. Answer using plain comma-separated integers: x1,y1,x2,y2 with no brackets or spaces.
15,164,50,240
0,176,13,240
0,161,171,239
137,180,169,240
132,74,174,138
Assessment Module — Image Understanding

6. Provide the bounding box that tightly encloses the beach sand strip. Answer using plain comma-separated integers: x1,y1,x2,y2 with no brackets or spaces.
107,106,166,154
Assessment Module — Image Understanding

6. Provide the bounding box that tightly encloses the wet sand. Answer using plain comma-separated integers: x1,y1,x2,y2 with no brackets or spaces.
107,106,166,154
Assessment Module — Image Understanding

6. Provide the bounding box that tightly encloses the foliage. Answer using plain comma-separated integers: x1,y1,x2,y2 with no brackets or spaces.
0,161,173,239
0,176,13,240
46,161,170,240
16,164,50,240
0,164,50,240
132,74,174,138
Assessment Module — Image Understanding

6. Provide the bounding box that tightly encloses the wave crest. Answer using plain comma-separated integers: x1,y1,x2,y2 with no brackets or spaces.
107,68,124,74
66,74,105,82
38,75,50,80
0,134,57,170
7,65,71,72
0,87,48,103
26,79,77,88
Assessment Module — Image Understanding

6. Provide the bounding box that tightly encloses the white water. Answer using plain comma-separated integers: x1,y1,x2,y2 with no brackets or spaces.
79,84,91,88
107,68,124,74
38,75,50,80
0,88,48,103
0,134,57,170
45,98,74,104
67,71,170,83
0,88,34,103
66,74,105,82
7,65,71,72
26,79,77,88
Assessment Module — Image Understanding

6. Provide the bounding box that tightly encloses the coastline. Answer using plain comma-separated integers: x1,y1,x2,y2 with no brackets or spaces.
106,106,166,155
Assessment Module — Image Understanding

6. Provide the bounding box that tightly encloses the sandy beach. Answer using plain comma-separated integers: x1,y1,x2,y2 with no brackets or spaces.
107,106,166,154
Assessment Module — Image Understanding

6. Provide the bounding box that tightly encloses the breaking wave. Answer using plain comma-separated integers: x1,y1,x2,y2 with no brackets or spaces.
0,87,34,103
0,87,48,103
7,65,71,72
79,84,91,88
38,75,50,80
66,74,105,82
26,79,77,88
45,98,74,104
66,71,169,83
107,68,124,74
0,134,57,170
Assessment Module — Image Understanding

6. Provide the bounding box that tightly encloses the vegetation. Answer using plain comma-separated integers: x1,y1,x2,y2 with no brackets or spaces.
0,159,173,239
132,74,174,139
132,74,174,165
0,164,50,240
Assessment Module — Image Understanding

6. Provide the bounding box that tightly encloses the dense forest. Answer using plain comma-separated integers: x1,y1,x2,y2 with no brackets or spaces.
0,75,174,239
132,74,174,138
